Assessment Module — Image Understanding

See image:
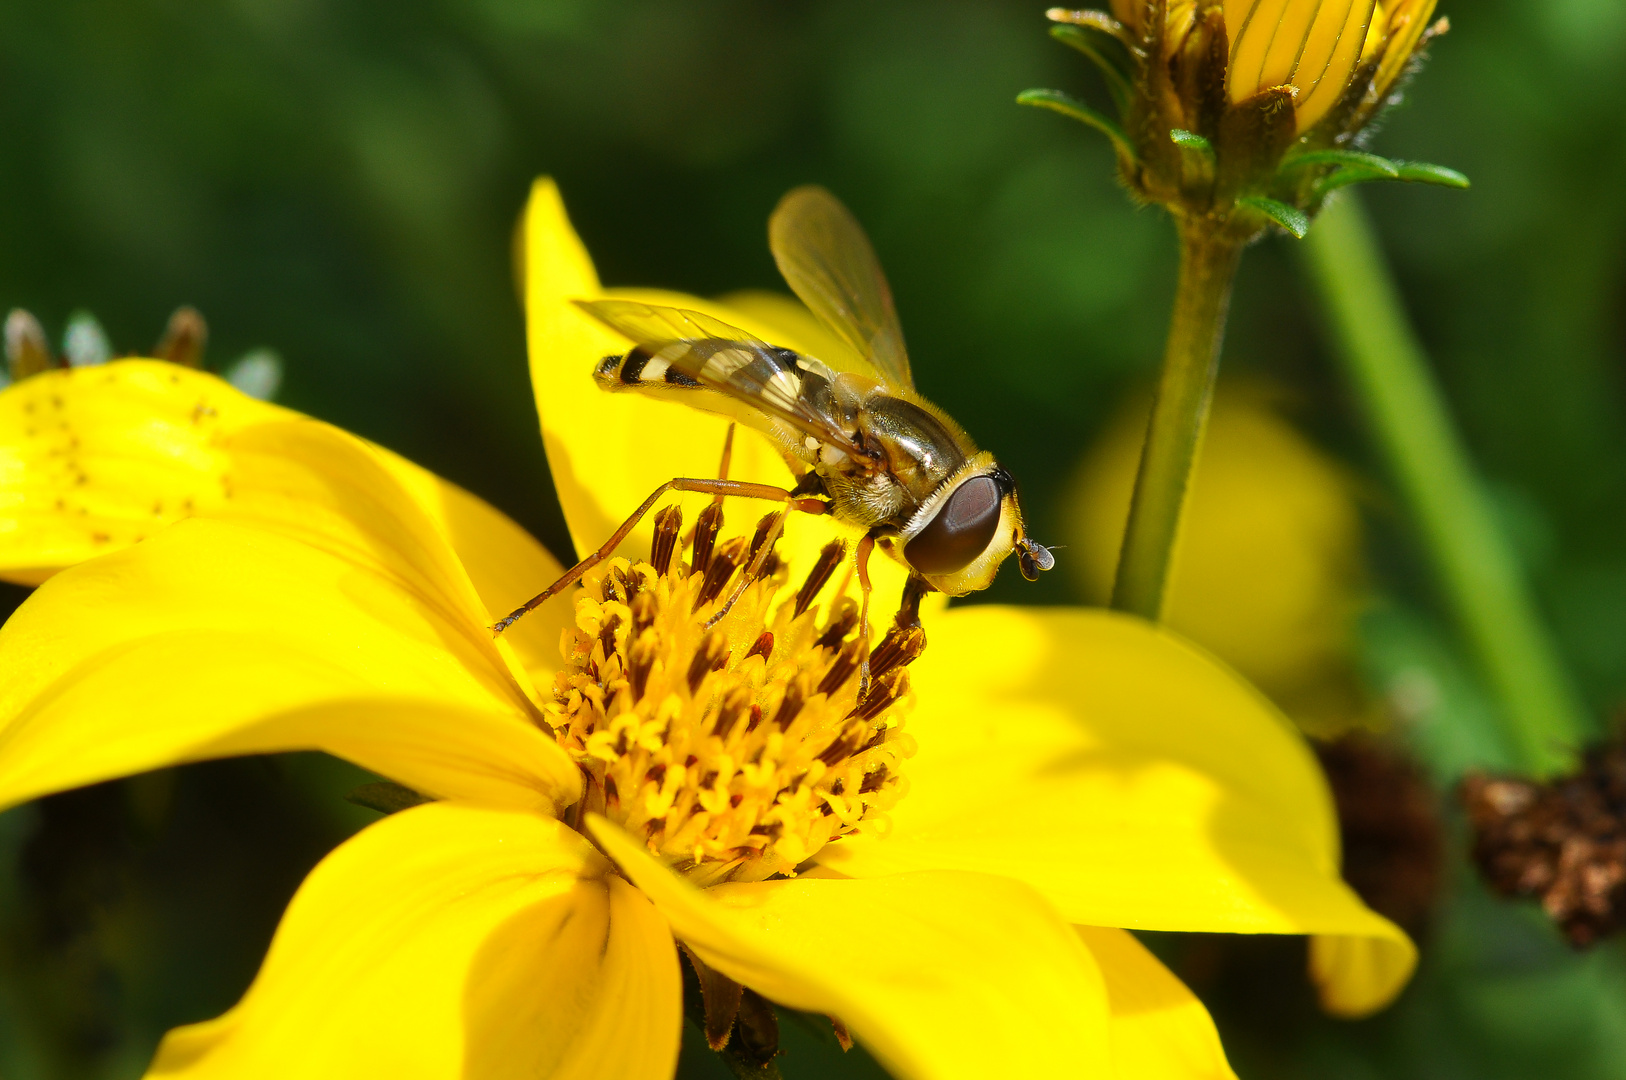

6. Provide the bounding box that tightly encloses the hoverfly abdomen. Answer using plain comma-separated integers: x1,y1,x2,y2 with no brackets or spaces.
595,346,702,392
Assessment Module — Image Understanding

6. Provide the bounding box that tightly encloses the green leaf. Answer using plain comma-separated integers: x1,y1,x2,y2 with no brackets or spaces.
1048,25,1133,113
345,781,432,815
1044,7,1137,48
1237,195,1309,238
1394,160,1471,188
1281,148,1399,177
1312,165,1393,198
1016,88,1136,163
1311,158,1471,198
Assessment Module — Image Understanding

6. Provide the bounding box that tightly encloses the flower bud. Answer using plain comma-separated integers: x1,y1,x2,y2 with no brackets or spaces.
1027,1,1456,240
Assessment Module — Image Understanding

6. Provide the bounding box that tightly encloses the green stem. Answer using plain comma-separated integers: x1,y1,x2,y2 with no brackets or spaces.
1112,221,1244,619
1302,193,1589,776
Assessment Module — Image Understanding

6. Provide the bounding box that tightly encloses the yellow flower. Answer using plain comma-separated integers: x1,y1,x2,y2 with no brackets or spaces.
1223,0,1440,132
1068,387,1371,738
0,179,1413,1079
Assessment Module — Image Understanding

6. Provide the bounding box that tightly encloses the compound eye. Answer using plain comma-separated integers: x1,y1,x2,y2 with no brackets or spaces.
905,475,1002,576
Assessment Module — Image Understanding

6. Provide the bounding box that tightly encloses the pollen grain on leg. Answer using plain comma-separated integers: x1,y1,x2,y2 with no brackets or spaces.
547,504,919,887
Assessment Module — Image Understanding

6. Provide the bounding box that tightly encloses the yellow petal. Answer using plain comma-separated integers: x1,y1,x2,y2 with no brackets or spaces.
203,418,563,704
1078,926,1236,1080
1292,0,1379,130
0,360,288,584
150,803,680,1080
816,604,1416,1014
1310,932,1421,1018
590,815,1111,1080
0,360,571,684
1369,0,1437,101
520,178,914,622
1225,0,1379,131
0,511,578,814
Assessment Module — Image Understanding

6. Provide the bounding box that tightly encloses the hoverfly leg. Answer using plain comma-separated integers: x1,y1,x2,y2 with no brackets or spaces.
493,476,828,635
852,532,878,700
715,422,736,486
894,572,932,632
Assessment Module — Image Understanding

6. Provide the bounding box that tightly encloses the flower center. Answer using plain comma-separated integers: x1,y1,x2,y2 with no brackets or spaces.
546,503,921,887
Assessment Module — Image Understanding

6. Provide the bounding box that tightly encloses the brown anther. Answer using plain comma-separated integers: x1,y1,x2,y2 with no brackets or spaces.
596,613,622,666
818,724,864,766
830,1016,854,1052
155,305,207,368
816,606,859,651
745,704,764,734
748,512,782,564
694,537,744,611
818,640,863,695
712,687,753,741
687,631,728,694
603,775,620,810
853,669,907,722
650,504,683,577
630,590,658,634
5,310,54,380
608,564,639,603
859,766,889,794
857,726,891,754
628,635,657,700
772,683,805,730
868,625,926,680
744,632,774,663
691,502,724,577
795,540,847,617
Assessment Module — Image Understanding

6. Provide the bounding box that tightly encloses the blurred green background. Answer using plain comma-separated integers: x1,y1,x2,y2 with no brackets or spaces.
1,0,1625,1077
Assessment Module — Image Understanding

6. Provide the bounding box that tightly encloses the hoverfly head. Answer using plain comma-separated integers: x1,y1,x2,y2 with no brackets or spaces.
902,457,1049,596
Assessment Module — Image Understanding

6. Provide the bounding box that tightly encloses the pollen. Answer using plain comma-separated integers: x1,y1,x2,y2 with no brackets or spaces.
546,504,921,887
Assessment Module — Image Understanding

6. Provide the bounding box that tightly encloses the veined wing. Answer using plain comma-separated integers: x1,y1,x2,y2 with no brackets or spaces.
575,298,871,460
769,186,913,391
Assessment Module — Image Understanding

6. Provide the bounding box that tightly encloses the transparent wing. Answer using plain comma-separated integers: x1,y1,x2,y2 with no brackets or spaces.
769,186,913,390
575,298,870,458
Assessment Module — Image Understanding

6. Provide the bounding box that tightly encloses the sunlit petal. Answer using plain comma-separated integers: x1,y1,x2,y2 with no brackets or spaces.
816,604,1416,1014
150,803,680,1080
0,503,578,813
0,360,287,584
591,815,1111,1080
0,360,571,682
1078,926,1236,1080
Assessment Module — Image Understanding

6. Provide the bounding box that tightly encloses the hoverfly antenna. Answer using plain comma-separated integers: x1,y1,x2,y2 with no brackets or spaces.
1016,537,1056,581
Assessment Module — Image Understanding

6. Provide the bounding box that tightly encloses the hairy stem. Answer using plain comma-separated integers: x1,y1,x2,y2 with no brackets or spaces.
1112,221,1243,619
1302,193,1589,776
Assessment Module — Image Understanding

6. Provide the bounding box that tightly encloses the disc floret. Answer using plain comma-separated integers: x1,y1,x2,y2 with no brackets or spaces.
547,506,920,888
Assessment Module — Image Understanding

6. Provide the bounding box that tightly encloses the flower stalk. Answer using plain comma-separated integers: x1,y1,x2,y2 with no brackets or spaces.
1302,194,1590,777
1112,221,1243,618
1026,2,1464,626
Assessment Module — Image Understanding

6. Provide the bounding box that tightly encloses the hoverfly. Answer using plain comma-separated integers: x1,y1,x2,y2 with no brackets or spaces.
495,186,1053,681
